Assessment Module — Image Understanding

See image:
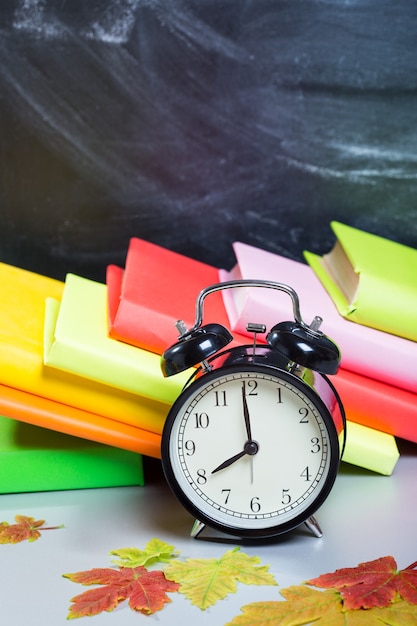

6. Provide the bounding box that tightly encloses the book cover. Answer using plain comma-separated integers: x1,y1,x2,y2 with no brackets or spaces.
107,237,245,354
219,241,417,393
340,421,399,476
0,415,144,493
43,273,189,404
0,383,162,458
0,262,174,433
304,221,417,341
332,368,417,444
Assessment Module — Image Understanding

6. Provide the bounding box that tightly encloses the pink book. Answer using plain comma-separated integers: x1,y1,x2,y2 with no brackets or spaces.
219,241,417,393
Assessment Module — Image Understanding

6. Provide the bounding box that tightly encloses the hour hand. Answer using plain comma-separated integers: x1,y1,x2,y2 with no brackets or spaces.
211,440,259,474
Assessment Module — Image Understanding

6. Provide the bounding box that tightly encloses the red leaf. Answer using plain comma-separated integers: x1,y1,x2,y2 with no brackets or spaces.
64,566,180,618
0,515,63,544
307,555,417,610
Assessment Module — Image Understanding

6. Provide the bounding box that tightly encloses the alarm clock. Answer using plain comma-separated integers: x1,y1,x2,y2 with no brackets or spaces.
160,279,346,540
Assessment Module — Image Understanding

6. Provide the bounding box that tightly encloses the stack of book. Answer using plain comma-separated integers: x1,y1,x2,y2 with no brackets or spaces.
218,223,417,474
1,225,412,492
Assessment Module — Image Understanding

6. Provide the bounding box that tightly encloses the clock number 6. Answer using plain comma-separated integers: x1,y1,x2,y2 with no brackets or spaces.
250,497,261,513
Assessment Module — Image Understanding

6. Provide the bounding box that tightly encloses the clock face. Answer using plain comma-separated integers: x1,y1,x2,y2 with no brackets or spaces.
162,365,341,538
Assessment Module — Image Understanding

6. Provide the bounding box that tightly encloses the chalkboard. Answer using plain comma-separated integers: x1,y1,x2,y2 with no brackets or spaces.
1,0,417,282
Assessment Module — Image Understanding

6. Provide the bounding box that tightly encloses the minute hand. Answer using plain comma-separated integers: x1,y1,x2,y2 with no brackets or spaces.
242,384,252,440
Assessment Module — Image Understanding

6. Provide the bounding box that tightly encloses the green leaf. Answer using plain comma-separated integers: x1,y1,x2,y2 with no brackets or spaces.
110,538,178,568
165,546,277,610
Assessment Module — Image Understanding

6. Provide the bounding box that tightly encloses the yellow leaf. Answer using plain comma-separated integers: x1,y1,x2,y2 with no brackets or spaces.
227,586,417,626
165,546,277,610
226,587,342,625
110,537,178,568
368,598,417,626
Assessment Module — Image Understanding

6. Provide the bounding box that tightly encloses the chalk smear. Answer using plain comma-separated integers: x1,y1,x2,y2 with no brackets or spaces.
13,0,142,44
13,0,63,38
83,0,142,44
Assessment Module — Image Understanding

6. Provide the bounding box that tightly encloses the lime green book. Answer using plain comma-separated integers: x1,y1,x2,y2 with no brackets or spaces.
0,416,144,493
43,273,189,405
304,221,417,342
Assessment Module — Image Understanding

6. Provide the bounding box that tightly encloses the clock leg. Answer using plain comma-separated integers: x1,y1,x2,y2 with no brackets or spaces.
304,515,323,538
190,519,206,538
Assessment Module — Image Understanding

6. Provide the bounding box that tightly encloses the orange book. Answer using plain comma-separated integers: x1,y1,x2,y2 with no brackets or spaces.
107,237,244,354
0,383,162,459
332,369,417,442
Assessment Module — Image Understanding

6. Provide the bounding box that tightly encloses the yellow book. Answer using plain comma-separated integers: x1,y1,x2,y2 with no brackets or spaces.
304,222,417,341
43,274,190,403
0,262,172,433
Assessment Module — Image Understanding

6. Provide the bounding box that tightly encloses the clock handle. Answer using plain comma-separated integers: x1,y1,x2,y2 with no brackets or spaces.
161,279,340,376
186,279,306,335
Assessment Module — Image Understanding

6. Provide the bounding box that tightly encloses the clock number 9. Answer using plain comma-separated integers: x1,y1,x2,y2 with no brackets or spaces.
184,440,196,456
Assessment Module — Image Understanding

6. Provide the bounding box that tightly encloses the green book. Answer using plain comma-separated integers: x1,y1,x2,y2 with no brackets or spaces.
304,221,417,342
0,416,144,493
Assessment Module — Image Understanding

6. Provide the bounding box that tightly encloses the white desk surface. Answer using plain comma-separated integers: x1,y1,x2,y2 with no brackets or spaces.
1,439,416,625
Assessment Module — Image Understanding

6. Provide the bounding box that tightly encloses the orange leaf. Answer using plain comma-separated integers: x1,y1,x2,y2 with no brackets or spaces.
307,555,417,610
0,515,63,544
63,566,180,618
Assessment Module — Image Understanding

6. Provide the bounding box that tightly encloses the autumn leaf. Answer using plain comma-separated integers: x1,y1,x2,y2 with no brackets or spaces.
165,546,277,610
0,515,64,544
227,587,417,626
226,586,343,626
307,555,417,610
63,565,180,619
110,537,178,568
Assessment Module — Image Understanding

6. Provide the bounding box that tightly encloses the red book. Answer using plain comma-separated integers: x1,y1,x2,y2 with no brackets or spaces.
332,369,417,443
107,237,246,354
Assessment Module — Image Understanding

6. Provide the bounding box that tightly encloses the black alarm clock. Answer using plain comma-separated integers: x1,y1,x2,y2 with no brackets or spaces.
160,280,346,540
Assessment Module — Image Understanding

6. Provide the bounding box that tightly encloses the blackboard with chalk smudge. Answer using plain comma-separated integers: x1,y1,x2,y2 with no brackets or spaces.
1,0,417,282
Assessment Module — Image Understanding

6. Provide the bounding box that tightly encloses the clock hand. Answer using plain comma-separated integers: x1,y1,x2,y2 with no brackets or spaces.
211,440,259,474
242,384,255,483
242,384,252,441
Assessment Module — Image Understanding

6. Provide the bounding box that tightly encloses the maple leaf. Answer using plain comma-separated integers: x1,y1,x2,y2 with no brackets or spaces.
110,537,178,568
63,565,179,618
226,586,343,626
165,546,277,610
307,555,417,610
0,515,64,544
227,587,417,626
